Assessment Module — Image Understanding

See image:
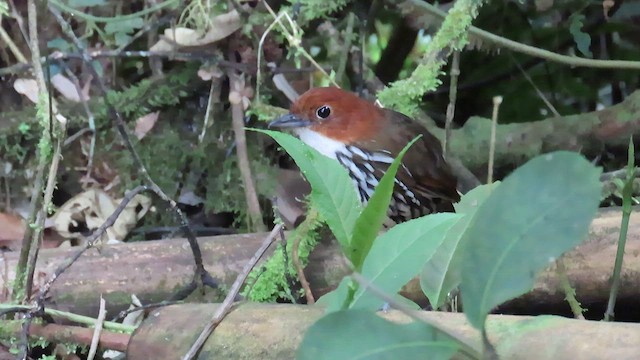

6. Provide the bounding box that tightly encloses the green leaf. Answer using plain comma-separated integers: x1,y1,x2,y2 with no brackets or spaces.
253,129,362,250
47,38,71,51
114,32,133,47
316,277,354,313
104,17,144,35
420,182,499,309
460,151,601,330
297,310,459,360
350,136,421,270
350,213,462,310
622,138,635,212
569,14,593,58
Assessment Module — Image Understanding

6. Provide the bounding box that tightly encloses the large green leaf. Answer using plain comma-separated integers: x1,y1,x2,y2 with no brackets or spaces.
316,277,354,313
350,136,421,270
460,151,601,330
350,213,462,310
420,182,499,309
254,129,362,250
297,310,459,360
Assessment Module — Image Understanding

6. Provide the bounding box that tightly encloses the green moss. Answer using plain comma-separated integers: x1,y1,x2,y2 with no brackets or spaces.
289,0,351,21
243,209,322,302
377,0,485,115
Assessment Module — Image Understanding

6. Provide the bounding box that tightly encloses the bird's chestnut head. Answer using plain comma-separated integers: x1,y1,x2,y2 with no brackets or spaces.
269,87,384,144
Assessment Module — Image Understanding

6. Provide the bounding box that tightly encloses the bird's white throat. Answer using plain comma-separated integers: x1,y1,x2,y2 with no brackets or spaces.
294,128,346,159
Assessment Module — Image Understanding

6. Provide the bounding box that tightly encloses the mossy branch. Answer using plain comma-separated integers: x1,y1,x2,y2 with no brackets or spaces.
378,0,485,115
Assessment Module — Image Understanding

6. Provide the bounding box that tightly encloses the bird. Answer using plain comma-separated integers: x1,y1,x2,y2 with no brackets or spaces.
269,87,459,223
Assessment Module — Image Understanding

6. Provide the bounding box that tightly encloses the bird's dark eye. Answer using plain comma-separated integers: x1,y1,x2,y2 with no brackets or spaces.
316,105,331,119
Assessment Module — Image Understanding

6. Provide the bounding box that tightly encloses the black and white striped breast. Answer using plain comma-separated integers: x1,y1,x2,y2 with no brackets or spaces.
336,145,431,223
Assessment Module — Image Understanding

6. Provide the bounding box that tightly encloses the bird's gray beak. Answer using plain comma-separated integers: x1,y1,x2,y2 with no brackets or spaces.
268,114,312,128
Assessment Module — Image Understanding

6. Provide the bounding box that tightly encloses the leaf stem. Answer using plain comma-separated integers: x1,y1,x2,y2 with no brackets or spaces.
487,96,502,184
604,139,635,321
444,50,460,158
556,259,585,319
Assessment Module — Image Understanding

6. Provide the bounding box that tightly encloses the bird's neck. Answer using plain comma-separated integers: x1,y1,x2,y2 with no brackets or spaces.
294,128,347,159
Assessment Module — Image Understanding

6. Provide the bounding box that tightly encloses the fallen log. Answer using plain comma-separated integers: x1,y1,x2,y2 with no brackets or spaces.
126,303,640,359
0,207,637,317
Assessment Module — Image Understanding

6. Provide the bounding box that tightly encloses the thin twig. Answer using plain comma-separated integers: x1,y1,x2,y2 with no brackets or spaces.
487,96,502,184
600,167,640,181
198,78,219,144
512,57,560,117
335,13,355,85
0,50,322,76
0,304,134,333
292,233,314,304
555,259,585,320
63,128,92,147
111,300,181,322
228,71,266,232
48,6,217,294
182,224,283,360
8,0,29,43
262,2,339,87
61,65,96,180
87,296,106,360
0,21,28,63
443,50,460,158
256,11,285,102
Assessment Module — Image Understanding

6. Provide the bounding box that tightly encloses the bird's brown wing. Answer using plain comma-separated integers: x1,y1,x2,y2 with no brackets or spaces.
357,109,460,212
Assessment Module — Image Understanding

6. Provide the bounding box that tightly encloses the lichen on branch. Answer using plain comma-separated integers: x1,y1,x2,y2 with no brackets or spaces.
377,0,485,115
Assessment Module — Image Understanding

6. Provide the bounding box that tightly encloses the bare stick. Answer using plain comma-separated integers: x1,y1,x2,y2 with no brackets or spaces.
182,224,283,360
292,233,315,304
112,300,182,322
228,71,266,232
487,96,502,184
87,296,106,360
62,64,96,181
600,167,640,181
0,23,27,63
198,78,219,143
443,50,460,158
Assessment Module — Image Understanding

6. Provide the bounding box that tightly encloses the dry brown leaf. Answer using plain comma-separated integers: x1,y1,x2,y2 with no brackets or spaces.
134,111,160,140
13,78,39,103
51,73,88,102
150,10,241,51
52,189,151,243
197,66,224,81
